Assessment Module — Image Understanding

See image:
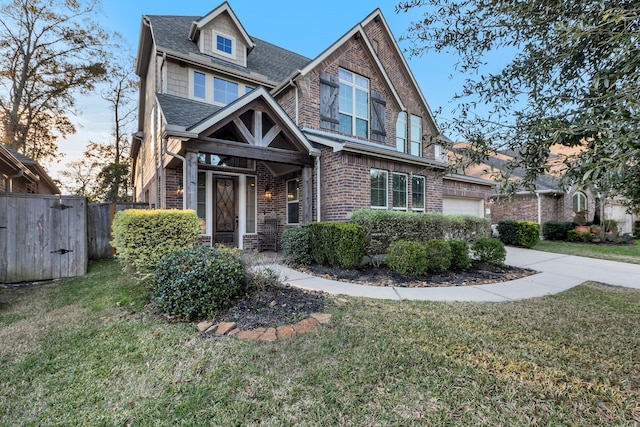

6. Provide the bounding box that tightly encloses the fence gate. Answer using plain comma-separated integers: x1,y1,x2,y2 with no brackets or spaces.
0,193,87,283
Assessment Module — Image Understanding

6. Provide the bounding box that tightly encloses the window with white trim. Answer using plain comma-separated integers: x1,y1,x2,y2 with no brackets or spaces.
370,169,388,209
216,34,233,55
286,179,299,224
193,71,206,99
573,192,587,213
197,172,207,233
246,176,256,233
412,176,425,212
410,115,422,156
339,68,369,138
213,77,238,105
392,173,408,210
396,112,407,153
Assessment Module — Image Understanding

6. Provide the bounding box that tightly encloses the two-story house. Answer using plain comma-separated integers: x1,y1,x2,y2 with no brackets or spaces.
131,2,492,249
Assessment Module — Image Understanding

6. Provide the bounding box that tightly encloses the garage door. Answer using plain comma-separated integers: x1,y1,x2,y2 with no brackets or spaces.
442,197,484,217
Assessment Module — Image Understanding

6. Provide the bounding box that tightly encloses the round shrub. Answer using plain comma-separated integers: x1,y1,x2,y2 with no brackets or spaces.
423,239,452,272
581,231,592,243
152,246,247,321
448,240,471,270
566,229,579,242
386,240,427,276
472,238,506,266
282,227,312,266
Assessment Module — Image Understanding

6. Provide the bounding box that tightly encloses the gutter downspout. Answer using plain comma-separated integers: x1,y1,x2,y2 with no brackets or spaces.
164,137,187,209
7,170,25,192
536,191,542,239
315,156,321,222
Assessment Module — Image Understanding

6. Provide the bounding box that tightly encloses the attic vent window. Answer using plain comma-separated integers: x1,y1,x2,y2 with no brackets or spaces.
216,34,233,55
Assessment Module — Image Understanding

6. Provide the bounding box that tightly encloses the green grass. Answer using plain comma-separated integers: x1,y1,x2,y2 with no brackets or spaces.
535,239,640,264
2,260,640,425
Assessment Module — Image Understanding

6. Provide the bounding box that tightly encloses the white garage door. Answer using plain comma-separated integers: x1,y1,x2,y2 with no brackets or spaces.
443,197,484,217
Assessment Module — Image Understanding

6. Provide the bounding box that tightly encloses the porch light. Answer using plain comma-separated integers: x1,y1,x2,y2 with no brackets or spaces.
176,185,184,195
264,185,272,201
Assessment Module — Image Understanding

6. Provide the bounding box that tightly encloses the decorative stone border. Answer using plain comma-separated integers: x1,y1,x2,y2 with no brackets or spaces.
196,313,332,341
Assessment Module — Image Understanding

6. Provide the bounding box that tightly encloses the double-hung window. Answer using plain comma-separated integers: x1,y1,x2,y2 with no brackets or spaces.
370,169,388,209
286,179,299,224
193,71,206,99
214,77,238,105
392,173,408,210
412,176,425,212
396,112,407,152
339,68,369,138
410,115,422,156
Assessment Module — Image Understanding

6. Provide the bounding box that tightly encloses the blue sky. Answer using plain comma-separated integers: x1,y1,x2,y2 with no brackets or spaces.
51,0,468,177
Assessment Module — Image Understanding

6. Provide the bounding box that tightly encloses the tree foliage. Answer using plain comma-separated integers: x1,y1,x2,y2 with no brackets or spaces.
0,0,110,161
398,0,640,211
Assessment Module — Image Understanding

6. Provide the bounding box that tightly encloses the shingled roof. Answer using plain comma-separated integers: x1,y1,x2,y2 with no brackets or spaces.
146,15,311,84
157,93,222,129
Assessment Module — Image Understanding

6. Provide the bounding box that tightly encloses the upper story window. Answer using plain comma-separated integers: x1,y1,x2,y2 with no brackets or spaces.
214,77,239,105
370,169,388,209
339,68,369,138
215,33,233,56
193,71,206,99
410,115,422,156
396,112,407,153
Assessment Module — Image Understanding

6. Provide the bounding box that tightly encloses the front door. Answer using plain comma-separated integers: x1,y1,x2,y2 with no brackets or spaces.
213,176,238,246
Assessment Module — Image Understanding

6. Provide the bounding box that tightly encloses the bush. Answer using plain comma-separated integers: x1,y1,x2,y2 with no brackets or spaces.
448,240,471,270
582,231,592,243
603,219,619,232
566,229,579,242
308,222,365,268
111,209,200,272
152,246,247,321
423,240,452,272
281,227,312,266
472,238,506,266
386,240,427,276
350,209,489,257
543,221,574,241
497,220,540,248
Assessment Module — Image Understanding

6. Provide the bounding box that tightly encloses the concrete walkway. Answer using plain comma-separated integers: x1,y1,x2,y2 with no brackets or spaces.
263,247,640,302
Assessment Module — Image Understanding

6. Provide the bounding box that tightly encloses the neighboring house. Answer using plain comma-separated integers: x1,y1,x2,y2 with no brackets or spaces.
461,146,637,234
0,144,60,195
131,2,493,249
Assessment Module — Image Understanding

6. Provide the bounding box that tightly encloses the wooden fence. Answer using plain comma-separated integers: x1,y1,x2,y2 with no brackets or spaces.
87,202,148,260
0,194,87,283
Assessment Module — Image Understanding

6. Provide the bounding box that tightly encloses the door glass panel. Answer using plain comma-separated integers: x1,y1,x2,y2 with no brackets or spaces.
216,178,235,233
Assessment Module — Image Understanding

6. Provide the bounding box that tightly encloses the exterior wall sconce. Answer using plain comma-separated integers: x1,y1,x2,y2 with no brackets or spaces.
264,185,272,201
177,185,184,195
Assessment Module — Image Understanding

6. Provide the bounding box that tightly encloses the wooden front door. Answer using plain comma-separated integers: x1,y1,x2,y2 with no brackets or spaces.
213,176,238,246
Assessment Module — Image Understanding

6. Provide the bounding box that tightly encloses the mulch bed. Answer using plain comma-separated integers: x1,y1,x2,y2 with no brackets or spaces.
298,263,538,288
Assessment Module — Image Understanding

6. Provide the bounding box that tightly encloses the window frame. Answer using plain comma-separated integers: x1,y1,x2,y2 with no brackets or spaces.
370,169,388,209
411,175,426,212
338,68,369,138
193,71,206,100
396,112,407,153
572,192,587,213
286,179,300,224
213,77,239,105
392,173,408,211
410,115,422,156
213,31,235,58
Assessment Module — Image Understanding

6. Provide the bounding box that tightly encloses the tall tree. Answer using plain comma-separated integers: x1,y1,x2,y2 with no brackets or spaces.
398,0,640,211
0,0,110,162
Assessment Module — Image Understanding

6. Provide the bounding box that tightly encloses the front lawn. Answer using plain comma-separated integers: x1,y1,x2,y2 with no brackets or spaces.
1,260,639,425
535,239,640,264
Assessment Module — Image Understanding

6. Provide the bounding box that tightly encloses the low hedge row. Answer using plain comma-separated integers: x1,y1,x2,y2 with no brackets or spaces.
350,209,490,257
543,221,575,241
307,222,365,269
497,220,540,248
111,209,200,272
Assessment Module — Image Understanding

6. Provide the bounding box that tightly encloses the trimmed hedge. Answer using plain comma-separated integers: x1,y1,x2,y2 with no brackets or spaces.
386,240,427,276
152,246,247,321
424,240,452,272
308,222,365,269
543,221,574,241
472,238,506,266
281,227,312,266
350,209,490,257
497,220,540,248
448,240,471,270
111,209,200,272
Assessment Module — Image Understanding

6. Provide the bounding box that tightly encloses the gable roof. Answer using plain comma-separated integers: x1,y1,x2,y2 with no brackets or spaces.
0,144,60,193
157,93,222,128
188,2,254,49
141,15,311,84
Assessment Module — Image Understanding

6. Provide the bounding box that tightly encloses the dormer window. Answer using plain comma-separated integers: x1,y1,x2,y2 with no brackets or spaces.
214,31,235,58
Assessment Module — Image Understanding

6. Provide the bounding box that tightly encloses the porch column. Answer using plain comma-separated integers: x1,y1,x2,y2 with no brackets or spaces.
185,151,198,211
302,166,313,225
